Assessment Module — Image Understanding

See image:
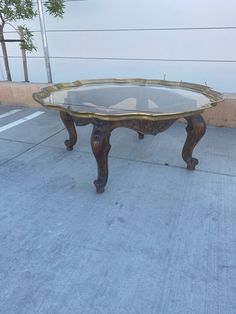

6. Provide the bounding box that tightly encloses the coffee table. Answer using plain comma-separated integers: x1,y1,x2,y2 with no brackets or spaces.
33,79,223,193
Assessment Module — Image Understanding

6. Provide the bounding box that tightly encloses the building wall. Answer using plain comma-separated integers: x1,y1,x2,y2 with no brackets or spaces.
1,0,236,92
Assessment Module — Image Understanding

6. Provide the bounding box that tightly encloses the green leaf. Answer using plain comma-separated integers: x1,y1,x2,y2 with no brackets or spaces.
0,0,66,51
18,25,37,52
44,0,65,18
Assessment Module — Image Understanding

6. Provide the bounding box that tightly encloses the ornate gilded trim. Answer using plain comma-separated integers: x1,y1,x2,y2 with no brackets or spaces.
32,78,224,121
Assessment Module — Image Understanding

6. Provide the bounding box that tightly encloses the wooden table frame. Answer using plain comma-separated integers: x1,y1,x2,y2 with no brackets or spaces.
60,111,206,193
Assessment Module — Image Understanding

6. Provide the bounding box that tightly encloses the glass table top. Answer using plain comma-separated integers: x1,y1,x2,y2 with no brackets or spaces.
33,79,223,120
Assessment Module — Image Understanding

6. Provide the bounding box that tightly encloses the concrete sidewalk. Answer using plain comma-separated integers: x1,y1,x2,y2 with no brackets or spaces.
0,105,236,314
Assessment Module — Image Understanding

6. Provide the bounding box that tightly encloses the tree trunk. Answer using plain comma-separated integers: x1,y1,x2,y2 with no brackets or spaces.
0,26,12,81
18,27,29,82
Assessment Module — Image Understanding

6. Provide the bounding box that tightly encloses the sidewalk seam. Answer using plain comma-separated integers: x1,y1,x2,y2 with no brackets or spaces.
0,128,65,167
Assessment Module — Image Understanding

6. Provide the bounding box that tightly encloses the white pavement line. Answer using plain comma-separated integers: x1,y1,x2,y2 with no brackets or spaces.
0,111,45,133
0,109,22,119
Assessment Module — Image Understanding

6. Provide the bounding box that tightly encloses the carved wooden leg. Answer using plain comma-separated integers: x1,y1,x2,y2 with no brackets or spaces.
60,111,77,150
138,132,144,139
91,122,112,193
182,114,206,170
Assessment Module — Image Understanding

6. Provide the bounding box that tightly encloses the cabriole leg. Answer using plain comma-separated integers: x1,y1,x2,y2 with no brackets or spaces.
91,123,111,193
182,114,206,170
60,111,77,150
137,131,144,139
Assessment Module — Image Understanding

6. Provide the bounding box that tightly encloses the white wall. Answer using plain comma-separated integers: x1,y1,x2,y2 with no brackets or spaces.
1,0,236,92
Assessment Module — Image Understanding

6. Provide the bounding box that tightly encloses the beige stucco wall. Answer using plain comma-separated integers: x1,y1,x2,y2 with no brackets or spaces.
202,94,236,128
0,82,236,128
0,82,47,108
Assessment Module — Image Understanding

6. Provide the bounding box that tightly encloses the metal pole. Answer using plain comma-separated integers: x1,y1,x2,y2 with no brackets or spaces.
37,0,52,83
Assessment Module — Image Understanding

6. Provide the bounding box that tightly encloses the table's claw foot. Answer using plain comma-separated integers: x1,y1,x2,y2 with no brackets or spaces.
64,139,74,151
138,132,144,139
94,178,106,193
182,114,206,170
60,111,77,150
186,157,199,170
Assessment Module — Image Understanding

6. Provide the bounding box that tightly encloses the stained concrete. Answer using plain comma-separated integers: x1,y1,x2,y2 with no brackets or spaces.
0,105,236,314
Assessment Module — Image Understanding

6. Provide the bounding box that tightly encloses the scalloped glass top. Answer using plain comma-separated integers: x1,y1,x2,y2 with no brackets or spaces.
44,83,214,115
